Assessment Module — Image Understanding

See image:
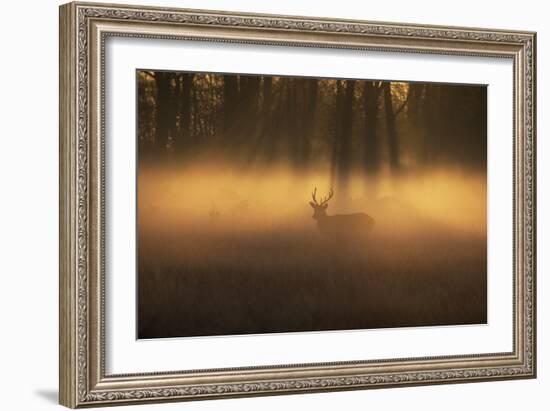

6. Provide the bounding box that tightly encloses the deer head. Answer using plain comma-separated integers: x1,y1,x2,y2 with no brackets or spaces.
309,187,334,220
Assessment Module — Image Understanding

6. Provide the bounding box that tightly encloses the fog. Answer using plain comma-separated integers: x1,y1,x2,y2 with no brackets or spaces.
138,161,486,237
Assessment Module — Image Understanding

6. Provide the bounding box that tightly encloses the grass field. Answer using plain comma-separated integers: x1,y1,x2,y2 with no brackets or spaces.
137,222,486,338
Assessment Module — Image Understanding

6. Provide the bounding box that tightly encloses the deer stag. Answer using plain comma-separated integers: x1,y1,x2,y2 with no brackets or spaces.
309,188,374,238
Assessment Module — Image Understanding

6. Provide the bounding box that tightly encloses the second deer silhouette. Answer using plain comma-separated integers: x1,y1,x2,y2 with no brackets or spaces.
309,188,375,238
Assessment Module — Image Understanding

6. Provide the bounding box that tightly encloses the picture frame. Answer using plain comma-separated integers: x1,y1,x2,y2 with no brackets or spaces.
59,1,536,408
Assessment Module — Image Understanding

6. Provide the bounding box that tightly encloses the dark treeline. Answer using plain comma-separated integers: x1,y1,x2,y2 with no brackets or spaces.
137,70,486,189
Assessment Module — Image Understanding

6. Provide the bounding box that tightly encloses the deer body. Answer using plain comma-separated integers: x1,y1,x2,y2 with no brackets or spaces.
309,188,375,238
314,211,374,237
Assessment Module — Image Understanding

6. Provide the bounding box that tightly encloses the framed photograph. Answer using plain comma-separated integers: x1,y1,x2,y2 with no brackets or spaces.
59,2,536,408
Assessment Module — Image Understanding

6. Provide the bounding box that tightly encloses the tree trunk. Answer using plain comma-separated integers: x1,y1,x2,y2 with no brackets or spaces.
364,81,380,173
383,82,399,171
175,73,195,153
336,80,356,193
331,81,344,188
223,75,239,141
238,75,261,142
154,72,175,152
301,79,318,168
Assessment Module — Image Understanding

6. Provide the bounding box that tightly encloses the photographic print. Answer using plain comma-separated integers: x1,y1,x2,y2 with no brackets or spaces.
136,70,487,339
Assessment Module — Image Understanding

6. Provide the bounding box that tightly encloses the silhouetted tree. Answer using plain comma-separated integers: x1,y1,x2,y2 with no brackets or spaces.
175,73,195,152
363,81,381,173
383,82,399,171
330,80,356,193
154,72,176,152
223,75,239,141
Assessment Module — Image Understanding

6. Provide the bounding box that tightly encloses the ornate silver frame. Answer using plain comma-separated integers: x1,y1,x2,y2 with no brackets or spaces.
59,1,536,408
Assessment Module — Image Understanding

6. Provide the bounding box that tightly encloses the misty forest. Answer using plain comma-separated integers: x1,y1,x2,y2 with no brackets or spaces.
137,70,487,339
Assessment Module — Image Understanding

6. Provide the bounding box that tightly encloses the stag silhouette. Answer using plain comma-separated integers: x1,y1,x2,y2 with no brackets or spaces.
309,188,375,238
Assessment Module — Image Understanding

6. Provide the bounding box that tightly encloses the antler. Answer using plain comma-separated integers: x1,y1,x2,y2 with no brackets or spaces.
312,187,333,206
312,187,319,205
320,188,334,205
